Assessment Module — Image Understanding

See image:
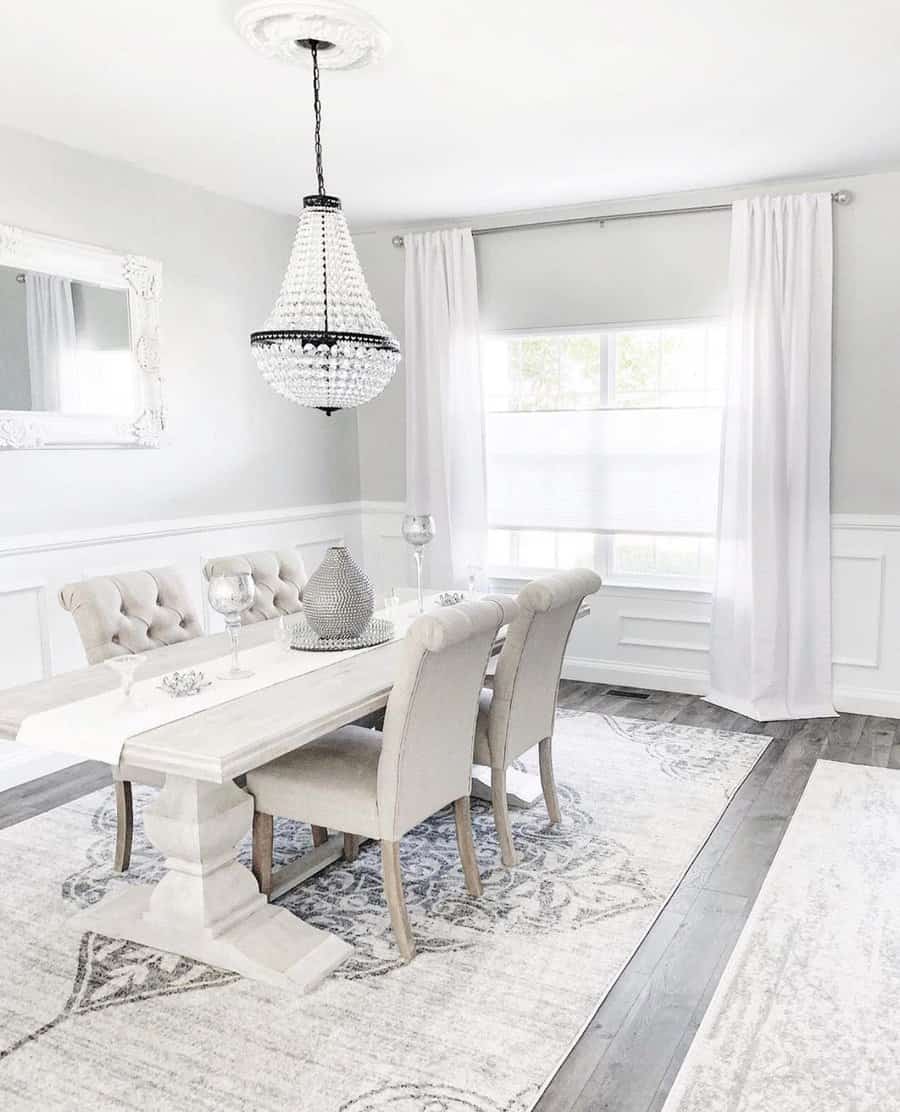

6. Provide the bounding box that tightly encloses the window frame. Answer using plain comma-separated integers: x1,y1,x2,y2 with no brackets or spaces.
481,318,724,592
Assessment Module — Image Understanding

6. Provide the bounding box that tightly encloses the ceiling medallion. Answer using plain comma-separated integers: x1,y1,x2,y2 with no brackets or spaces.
235,0,390,70
236,2,400,415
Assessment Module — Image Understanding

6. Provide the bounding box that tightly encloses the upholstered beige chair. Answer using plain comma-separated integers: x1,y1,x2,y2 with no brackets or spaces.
475,569,602,867
59,567,204,872
247,597,517,961
202,549,307,624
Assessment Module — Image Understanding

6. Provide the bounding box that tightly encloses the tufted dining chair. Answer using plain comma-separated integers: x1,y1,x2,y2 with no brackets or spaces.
475,569,602,867
246,597,517,962
202,549,307,624
59,567,204,872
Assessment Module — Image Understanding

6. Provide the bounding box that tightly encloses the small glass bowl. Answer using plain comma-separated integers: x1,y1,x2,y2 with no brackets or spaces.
159,669,211,698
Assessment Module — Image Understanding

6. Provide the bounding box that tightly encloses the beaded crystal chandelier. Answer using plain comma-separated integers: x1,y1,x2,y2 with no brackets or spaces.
249,35,400,415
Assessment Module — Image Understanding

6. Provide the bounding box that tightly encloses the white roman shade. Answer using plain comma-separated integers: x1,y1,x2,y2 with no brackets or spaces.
486,407,721,535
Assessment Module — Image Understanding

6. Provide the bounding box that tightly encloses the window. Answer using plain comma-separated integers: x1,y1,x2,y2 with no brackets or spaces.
482,322,725,589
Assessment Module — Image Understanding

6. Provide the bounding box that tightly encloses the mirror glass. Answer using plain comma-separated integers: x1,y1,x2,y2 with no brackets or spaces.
0,264,136,416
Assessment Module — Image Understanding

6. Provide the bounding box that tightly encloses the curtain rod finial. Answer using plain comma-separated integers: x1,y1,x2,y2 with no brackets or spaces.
833,189,852,205
392,234,405,248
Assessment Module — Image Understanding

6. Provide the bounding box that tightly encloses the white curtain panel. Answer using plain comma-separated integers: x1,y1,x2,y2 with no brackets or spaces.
25,271,77,411
709,193,834,721
404,228,487,588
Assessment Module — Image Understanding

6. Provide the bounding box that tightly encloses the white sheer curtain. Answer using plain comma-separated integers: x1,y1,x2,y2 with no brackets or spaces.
404,228,487,588
709,193,835,721
25,272,77,411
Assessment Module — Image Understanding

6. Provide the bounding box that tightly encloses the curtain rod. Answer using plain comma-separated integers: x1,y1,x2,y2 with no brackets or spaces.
390,190,852,247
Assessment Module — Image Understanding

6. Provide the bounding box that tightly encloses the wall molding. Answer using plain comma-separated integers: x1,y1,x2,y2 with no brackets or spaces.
562,656,709,695
832,685,900,718
0,501,366,559
0,579,52,681
617,612,711,654
832,513,900,531
830,552,885,668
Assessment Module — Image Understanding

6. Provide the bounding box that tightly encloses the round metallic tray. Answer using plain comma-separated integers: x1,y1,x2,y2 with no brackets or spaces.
290,617,395,652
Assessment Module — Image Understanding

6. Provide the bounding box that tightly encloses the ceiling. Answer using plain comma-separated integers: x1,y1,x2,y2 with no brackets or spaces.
1,0,899,227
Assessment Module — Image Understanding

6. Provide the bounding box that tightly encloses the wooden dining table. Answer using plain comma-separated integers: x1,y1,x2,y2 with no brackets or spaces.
0,595,588,992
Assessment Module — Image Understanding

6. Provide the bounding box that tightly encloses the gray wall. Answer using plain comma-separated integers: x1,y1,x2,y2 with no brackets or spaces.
0,127,360,536
353,168,900,514
0,265,30,410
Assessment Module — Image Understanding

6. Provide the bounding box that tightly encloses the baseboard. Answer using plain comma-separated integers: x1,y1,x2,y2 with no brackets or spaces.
562,656,709,695
833,686,900,718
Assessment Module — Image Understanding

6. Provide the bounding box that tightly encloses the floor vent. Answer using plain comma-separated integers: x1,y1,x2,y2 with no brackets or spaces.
608,689,652,700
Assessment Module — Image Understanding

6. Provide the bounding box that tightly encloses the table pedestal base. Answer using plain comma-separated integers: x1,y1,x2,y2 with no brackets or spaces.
471,764,544,809
74,885,349,991
74,774,350,991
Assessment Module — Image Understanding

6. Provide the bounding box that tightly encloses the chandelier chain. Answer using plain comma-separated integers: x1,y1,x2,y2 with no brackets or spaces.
311,42,325,197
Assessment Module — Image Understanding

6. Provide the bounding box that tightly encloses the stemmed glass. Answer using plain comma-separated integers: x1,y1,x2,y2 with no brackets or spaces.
402,513,436,614
105,655,143,706
208,573,256,679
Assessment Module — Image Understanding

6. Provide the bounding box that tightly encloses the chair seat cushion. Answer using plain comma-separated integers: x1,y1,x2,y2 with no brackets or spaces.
245,725,382,840
473,687,493,767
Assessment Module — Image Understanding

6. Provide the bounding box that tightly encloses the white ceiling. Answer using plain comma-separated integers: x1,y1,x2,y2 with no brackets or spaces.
1,0,899,227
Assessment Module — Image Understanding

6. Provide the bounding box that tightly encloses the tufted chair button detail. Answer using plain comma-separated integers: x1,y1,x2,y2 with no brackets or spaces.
59,567,203,665
202,549,308,625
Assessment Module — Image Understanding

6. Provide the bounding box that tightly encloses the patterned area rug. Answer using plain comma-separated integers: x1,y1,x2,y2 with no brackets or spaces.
662,759,900,1112
0,711,769,1111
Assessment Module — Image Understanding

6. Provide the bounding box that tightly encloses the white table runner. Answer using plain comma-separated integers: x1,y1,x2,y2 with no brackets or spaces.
16,605,419,767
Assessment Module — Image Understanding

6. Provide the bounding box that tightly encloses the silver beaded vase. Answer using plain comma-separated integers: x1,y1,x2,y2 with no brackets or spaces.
303,545,374,639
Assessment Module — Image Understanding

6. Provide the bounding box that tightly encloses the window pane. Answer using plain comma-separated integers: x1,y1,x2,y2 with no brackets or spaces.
517,530,557,568
613,329,659,407
557,532,597,570
487,529,512,567
611,534,715,581
484,333,608,411
483,322,722,580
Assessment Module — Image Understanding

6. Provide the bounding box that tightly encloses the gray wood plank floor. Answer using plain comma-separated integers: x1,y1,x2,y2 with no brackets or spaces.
1,683,897,1111
536,683,900,1112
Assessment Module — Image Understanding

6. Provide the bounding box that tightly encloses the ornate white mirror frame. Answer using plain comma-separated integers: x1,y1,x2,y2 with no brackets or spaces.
0,223,163,450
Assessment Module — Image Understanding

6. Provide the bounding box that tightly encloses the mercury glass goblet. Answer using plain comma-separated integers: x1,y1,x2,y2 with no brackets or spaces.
208,573,256,680
401,513,436,614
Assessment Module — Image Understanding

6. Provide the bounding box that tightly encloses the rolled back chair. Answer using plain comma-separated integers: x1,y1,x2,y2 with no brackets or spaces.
475,568,602,865
247,596,517,960
60,567,203,665
202,549,307,624
59,567,204,872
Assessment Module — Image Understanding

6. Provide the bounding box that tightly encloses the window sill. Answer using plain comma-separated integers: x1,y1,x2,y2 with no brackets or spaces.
487,569,713,603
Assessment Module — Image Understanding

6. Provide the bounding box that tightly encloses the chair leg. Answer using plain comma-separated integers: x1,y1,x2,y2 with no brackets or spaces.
252,811,274,897
491,771,518,868
113,780,133,873
343,833,360,862
381,840,416,962
453,797,482,897
311,824,328,847
539,736,562,826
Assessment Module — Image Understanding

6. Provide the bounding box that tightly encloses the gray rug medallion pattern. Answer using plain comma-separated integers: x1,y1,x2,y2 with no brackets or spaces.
0,711,769,1111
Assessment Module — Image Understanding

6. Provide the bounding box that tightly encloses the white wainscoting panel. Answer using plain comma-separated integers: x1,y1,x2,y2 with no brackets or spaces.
360,501,411,595
0,502,368,789
0,503,365,691
357,507,900,716
0,580,51,689
3,505,899,791
831,515,900,716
